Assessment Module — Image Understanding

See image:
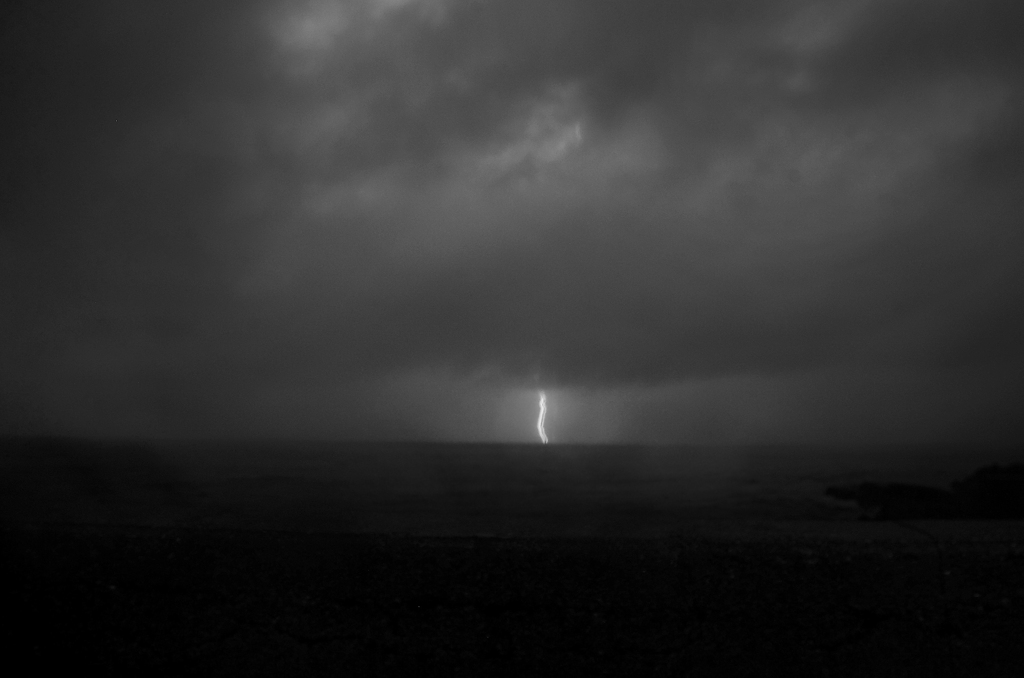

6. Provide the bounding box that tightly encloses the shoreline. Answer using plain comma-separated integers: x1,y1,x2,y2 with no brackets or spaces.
5,521,1024,674
7,517,1024,541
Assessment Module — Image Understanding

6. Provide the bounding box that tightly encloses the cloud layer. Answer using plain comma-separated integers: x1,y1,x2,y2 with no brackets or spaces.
3,0,1023,442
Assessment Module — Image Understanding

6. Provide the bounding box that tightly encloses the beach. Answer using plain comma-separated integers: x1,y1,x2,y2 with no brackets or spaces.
5,521,1024,676
4,439,1024,674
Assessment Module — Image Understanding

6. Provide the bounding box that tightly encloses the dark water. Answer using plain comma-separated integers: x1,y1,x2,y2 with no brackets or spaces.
2,438,1021,536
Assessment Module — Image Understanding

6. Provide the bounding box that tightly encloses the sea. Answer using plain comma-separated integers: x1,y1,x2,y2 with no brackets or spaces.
2,438,1022,536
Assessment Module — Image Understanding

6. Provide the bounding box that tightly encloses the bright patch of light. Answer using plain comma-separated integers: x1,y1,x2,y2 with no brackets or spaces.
477,85,585,180
537,390,549,444
271,0,349,53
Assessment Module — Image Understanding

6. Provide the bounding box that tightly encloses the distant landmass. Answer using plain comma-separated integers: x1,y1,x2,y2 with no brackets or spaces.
826,464,1024,520
3,437,1023,535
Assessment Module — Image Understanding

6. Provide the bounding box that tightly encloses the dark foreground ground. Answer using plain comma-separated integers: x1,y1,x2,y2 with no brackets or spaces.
4,523,1024,676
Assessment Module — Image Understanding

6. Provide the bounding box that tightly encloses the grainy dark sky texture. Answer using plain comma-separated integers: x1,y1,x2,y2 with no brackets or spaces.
2,0,1023,443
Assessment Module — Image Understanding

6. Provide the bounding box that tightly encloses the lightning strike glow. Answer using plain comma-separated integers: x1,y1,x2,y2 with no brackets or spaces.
537,391,549,444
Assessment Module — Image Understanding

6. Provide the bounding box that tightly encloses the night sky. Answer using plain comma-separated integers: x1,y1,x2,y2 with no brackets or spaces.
3,0,1023,444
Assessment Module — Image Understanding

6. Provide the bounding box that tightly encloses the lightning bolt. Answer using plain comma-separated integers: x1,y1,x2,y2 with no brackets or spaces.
537,391,548,444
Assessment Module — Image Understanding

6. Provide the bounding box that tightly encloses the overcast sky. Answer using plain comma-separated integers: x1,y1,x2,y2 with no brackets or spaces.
2,0,1023,444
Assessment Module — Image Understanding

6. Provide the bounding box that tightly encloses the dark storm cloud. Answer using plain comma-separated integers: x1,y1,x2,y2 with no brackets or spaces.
813,1,1024,100
2,0,1023,440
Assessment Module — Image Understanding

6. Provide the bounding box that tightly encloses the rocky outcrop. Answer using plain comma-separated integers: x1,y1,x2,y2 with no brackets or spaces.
950,464,1024,519
826,464,1024,520
825,482,957,520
